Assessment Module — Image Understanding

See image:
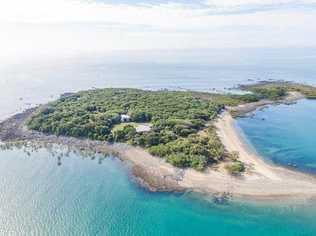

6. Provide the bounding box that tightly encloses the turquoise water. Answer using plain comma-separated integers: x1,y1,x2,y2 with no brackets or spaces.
1,48,316,235
1,145,316,235
236,99,316,174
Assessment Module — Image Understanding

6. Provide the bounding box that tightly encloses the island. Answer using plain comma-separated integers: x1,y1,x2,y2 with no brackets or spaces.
1,81,316,201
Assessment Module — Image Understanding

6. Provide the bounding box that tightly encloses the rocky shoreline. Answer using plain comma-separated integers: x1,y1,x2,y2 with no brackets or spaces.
2,91,316,202
229,91,305,117
0,107,186,193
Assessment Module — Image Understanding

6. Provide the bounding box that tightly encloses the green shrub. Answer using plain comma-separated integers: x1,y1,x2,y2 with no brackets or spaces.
166,154,191,168
190,155,208,171
28,86,290,170
112,125,136,142
225,161,245,175
130,111,152,122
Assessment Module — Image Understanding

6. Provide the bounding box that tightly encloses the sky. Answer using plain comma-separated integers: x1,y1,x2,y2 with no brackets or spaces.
1,0,316,60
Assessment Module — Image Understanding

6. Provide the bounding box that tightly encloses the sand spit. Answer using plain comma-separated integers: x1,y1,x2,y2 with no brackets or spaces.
1,92,316,202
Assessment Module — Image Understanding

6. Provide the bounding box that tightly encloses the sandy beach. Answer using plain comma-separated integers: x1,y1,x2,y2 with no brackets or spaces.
121,92,316,201
1,94,316,201
229,91,305,117
189,111,316,200
118,111,316,201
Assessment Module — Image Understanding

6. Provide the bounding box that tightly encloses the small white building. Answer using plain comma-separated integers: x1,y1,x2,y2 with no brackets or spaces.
135,124,152,133
120,114,131,122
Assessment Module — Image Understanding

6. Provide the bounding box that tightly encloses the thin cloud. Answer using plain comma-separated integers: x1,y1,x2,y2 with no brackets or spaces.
0,0,315,60
205,0,316,7
2,0,316,23
205,0,316,14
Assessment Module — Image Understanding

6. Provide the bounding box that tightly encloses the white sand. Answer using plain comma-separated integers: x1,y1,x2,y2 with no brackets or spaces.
118,111,316,201
8,91,315,201
183,112,316,200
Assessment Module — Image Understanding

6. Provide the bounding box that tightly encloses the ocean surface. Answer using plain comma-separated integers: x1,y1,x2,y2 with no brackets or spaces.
1,48,316,119
236,99,316,175
1,48,316,235
1,145,316,236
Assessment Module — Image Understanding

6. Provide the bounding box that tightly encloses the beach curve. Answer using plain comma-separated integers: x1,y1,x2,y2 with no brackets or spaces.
1,92,316,201
176,92,316,201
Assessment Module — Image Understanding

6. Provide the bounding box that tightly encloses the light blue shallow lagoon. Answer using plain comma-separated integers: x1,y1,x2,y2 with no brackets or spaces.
236,99,316,175
1,48,316,235
0,144,316,235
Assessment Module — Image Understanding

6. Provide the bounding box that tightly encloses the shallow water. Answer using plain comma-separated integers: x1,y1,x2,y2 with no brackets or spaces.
236,99,316,175
1,145,316,236
1,49,316,235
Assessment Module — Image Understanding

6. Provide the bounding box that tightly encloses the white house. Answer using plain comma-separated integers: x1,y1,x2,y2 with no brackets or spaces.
120,114,131,122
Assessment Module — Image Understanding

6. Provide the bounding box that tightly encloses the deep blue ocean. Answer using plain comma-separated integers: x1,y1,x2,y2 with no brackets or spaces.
1,48,316,235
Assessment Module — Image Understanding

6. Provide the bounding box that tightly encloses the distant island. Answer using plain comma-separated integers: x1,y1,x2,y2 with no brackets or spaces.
1,81,316,201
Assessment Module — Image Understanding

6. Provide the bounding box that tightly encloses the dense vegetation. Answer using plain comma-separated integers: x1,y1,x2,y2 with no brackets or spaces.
241,81,316,100
148,126,224,171
28,89,240,170
27,82,316,171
